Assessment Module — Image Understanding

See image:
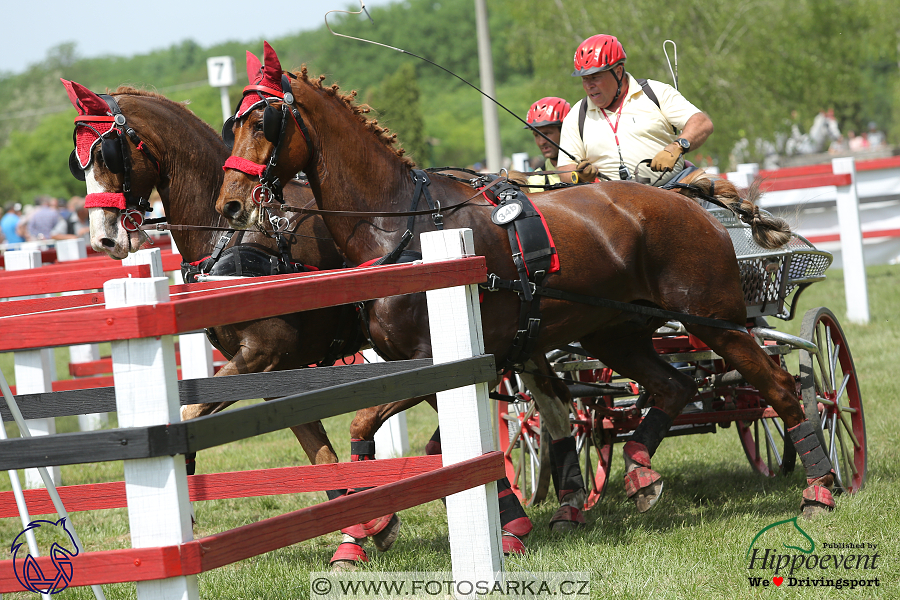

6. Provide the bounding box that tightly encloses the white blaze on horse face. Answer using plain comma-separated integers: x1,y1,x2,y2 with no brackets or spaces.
85,166,132,259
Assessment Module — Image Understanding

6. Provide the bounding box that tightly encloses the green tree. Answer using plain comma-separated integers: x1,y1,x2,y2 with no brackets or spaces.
369,62,428,164
0,110,84,203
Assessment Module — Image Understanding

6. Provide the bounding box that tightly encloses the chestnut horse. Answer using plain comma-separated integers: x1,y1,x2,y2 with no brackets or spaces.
216,43,839,520
62,79,405,565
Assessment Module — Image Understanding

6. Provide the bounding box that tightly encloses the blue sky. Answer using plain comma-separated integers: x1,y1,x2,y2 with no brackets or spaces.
2,0,396,75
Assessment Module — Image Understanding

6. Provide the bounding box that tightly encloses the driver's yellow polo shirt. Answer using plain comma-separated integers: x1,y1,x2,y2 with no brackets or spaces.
557,74,702,181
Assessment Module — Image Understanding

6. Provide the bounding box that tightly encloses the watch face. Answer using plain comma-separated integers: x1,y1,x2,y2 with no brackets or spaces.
677,138,690,151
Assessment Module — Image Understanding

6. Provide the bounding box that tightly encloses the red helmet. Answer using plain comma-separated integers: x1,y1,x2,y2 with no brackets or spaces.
572,34,626,77
525,97,571,128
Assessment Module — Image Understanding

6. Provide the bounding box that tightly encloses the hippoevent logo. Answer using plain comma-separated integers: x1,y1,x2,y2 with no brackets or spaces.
745,517,880,591
11,518,79,595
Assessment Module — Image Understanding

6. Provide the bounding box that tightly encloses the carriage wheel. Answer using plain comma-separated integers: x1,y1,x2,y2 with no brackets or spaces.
570,368,615,510
737,357,797,477
737,415,795,477
799,307,867,494
496,373,551,506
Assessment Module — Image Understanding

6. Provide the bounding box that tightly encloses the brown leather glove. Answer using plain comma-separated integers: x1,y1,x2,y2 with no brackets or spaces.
650,142,681,172
570,160,599,183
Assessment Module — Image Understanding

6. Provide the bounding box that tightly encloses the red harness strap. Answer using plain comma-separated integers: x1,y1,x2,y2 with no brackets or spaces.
85,193,126,210
223,156,266,177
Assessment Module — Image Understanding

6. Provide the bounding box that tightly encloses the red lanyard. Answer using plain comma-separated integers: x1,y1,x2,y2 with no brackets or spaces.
600,101,627,171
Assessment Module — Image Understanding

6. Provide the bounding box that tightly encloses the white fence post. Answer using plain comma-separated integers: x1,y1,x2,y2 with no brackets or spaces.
5,249,60,488
366,349,410,459
105,275,198,600
168,239,215,380
57,238,108,430
832,157,870,324
421,228,503,589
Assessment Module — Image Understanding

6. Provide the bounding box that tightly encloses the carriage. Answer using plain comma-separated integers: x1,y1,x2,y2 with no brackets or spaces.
497,207,866,509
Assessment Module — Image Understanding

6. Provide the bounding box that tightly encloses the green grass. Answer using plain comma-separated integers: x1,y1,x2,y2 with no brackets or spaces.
1,265,898,599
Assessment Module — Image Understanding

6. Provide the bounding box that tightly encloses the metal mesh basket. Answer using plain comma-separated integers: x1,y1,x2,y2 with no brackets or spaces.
709,209,833,319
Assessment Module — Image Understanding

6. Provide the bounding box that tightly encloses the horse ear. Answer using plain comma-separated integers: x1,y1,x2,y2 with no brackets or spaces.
60,78,108,116
262,41,283,84
245,51,262,84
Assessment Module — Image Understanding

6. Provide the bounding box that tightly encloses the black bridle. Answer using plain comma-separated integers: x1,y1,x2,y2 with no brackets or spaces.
222,72,314,206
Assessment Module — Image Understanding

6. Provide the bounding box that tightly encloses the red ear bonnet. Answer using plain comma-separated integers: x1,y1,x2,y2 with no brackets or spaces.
61,78,115,169
235,41,286,118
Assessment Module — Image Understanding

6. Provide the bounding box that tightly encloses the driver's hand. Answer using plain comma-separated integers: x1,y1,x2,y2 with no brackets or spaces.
650,142,681,171
570,160,599,183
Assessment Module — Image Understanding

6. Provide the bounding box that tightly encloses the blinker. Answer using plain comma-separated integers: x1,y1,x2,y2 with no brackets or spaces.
262,104,283,144
69,150,86,181
101,136,125,174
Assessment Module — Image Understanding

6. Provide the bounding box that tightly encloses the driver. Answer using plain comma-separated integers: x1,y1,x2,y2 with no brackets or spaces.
557,34,714,186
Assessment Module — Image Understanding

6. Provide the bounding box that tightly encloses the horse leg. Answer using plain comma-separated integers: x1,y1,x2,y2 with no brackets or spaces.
580,333,699,513
329,397,429,571
687,326,836,517
518,358,586,532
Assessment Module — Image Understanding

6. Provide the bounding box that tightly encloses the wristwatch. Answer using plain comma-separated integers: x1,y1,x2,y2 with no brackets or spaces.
675,137,691,153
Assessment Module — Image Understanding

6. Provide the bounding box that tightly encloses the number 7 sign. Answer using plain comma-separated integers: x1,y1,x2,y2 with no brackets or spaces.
206,56,236,88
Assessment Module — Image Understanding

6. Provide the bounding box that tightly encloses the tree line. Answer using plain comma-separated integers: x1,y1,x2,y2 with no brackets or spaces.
0,0,896,205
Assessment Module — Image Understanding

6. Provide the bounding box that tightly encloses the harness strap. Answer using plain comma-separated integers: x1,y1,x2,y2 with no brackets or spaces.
481,275,748,333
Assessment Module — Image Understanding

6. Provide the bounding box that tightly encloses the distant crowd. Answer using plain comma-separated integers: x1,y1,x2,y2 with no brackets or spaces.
0,196,90,248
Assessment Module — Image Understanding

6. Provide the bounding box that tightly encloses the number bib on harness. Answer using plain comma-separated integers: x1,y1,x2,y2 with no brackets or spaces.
481,181,559,278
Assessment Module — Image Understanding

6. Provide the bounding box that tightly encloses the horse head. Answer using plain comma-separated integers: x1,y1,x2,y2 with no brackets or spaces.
61,79,162,259
217,42,317,229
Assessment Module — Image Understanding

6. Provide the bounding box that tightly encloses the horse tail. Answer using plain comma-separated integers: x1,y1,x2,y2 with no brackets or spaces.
678,171,792,250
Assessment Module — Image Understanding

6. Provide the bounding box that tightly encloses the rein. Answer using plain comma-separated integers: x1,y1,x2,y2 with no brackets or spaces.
256,173,506,219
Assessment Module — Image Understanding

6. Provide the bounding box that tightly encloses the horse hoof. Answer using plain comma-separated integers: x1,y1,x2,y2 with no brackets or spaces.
502,534,526,555
330,542,368,572
331,560,359,572
633,480,664,513
800,485,835,519
624,466,663,513
371,514,402,552
549,504,585,532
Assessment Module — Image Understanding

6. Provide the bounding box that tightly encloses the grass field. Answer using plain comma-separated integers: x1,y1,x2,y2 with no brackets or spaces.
1,263,898,599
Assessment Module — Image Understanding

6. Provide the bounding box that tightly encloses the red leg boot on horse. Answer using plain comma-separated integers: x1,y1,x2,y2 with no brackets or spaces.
787,420,836,518
426,426,532,553
329,439,401,571
623,407,672,513
548,436,587,531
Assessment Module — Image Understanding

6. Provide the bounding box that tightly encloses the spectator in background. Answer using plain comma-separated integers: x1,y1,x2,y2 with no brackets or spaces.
867,122,886,148
828,134,849,155
1,202,25,245
67,196,90,240
848,130,869,152
27,196,68,241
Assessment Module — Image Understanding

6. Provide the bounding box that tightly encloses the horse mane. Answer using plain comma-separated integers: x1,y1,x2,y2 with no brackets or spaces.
296,66,416,167
110,86,222,140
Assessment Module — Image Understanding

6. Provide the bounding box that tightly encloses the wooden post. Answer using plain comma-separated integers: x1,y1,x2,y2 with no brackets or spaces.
366,349,410,459
168,239,215,380
5,249,60,488
57,238,108,431
105,275,198,599
832,157,870,324
420,229,503,587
